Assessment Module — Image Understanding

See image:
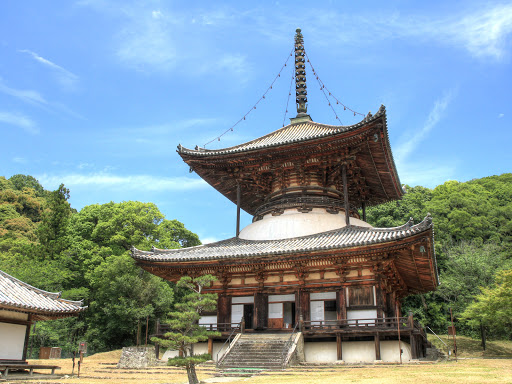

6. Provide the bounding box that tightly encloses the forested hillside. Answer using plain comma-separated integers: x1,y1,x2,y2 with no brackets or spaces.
0,175,200,355
366,173,512,338
1,173,511,355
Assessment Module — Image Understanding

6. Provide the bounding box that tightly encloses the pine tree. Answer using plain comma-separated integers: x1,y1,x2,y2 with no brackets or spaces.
152,275,220,384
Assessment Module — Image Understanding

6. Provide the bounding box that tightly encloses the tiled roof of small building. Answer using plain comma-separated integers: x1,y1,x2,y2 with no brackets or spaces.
132,215,432,263
0,270,87,320
178,105,387,156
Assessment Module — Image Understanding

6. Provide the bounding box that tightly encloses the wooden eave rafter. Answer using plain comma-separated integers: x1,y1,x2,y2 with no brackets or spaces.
0,305,84,321
179,113,402,215
137,228,436,294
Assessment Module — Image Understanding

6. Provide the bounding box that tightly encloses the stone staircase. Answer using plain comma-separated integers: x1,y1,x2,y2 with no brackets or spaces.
217,333,296,370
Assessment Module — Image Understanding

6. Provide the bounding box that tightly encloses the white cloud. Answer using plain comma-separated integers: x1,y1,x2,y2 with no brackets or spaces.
255,4,512,61
398,162,457,188
448,5,512,60
0,111,39,134
499,113,505,118
395,89,455,164
19,50,79,89
12,157,27,164
200,236,220,244
0,79,81,119
80,2,251,77
37,172,207,192
0,80,47,106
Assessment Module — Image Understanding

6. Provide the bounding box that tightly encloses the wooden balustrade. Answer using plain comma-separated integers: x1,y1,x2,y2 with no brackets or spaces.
302,317,411,331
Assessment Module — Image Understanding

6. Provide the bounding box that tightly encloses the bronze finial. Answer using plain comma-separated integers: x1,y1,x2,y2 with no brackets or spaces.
294,28,307,116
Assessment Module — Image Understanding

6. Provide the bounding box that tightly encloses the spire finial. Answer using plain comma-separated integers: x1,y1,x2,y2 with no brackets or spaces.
294,28,308,116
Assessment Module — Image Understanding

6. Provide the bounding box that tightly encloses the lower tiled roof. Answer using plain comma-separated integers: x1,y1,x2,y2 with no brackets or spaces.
0,270,87,320
132,216,433,263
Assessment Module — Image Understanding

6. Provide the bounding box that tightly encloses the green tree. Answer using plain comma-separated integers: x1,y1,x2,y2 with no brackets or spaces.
152,275,220,384
461,269,512,338
85,254,174,351
37,184,72,259
8,174,45,197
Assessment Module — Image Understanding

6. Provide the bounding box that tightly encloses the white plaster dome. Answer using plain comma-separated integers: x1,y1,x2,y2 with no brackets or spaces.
238,208,373,241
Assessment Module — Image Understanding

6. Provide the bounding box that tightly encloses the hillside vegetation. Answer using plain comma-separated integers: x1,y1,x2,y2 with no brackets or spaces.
0,175,200,354
0,173,511,355
366,174,512,338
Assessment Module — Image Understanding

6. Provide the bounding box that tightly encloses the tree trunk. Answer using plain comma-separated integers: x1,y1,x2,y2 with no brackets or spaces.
186,363,199,384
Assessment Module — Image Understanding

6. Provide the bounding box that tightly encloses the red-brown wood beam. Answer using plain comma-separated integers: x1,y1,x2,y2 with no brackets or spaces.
236,182,241,237
337,334,343,361
342,164,350,226
375,333,381,360
22,314,32,361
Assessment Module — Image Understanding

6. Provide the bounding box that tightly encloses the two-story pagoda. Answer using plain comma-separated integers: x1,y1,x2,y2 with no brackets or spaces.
132,29,438,364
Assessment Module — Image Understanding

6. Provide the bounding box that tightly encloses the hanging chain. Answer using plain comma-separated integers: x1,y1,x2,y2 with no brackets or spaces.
304,49,364,119
203,48,294,148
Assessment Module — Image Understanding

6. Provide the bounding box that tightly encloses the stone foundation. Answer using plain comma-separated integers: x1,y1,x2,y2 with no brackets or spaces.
117,346,158,368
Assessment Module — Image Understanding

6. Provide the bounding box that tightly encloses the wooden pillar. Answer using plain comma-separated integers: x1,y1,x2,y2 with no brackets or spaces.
375,282,384,319
236,182,241,237
336,334,342,361
22,315,33,361
375,333,381,360
337,289,347,320
342,164,350,226
208,338,213,356
386,292,396,318
299,290,310,321
254,292,268,330
217,295,231,330
410,334,417,359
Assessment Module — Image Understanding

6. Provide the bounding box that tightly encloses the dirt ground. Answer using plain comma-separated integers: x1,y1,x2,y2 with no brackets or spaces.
2,351,512,384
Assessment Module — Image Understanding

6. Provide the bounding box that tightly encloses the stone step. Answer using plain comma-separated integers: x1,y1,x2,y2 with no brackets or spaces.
217,333,295,370
222,357,284,362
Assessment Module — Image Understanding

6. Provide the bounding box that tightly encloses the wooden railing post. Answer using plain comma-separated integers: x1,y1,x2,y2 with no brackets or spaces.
408,311,414,328
241,317,245,334
299,315,304,333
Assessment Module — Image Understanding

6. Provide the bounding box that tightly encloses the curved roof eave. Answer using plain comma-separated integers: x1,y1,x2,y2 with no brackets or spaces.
0,270,87,317
131,214,433,263
177,105,388,157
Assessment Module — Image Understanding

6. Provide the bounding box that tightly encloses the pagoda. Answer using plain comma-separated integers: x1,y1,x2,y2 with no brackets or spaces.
132,29,438,364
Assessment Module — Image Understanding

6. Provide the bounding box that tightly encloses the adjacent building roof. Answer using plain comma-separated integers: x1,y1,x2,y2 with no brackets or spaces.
0,270,87,321
177,105,403,214
132,216,432,263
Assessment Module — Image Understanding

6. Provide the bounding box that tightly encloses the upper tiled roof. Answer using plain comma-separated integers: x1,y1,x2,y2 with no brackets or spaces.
0,270,87,320
132,215,432,263
178,105,387,156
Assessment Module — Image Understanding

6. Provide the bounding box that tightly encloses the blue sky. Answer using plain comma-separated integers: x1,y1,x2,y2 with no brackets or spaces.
1,1,511,243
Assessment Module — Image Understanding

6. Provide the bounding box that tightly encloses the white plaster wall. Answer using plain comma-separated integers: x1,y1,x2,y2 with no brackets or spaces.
380,341,412,362
199,316,217,326
304,341,337,362
0,310,28,321
342,341,376,363
161,342,224,362
232,296,254,304
269,294,295,302
239,208,372,241
231,304,243,325
0,322,26,360
347,309,377,325
303,341,412,363
161,340,413,364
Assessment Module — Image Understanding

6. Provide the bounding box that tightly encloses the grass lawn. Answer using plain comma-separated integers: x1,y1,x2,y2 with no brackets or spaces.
12,337,512,384
427,334,512,358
